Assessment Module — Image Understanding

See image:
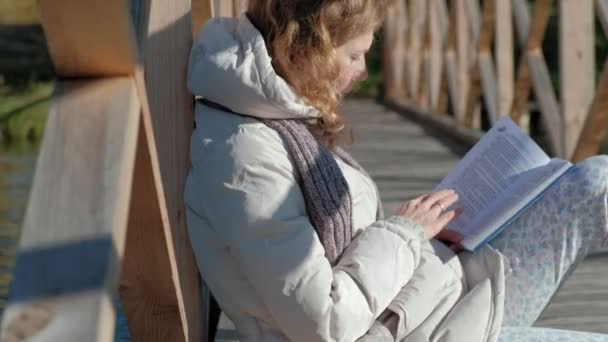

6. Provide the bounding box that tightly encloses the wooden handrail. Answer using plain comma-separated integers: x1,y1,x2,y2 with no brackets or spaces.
384,0,608,160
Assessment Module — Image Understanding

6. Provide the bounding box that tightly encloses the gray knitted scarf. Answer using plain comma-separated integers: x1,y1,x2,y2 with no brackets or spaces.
199,99,384,265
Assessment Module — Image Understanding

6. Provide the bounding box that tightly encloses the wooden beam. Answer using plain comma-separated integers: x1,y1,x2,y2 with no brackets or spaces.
213,0,233,17
425,0,444,110
528,50,562,156
443,0,460,116
513,0,531,46
572,59,608,161
383,0,408,99
510,0,552,128
560,0,595,159
234,0,248,17
495,0,514,118
406,0,426,102
455,0,471,124
120,0,203,340
572,0,608,160
0,78,140,341
37,0,138,77
119,118,185,342
192,0,213,36
464,0,497,126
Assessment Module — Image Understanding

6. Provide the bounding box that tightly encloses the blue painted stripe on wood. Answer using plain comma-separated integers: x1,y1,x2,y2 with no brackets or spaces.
8,235,115,303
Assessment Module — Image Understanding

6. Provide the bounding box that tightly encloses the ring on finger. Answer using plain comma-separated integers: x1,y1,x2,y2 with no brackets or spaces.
434,202,445,212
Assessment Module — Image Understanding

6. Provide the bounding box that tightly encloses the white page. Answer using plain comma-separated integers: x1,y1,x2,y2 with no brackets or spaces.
433,117,550,236
461,158,572,250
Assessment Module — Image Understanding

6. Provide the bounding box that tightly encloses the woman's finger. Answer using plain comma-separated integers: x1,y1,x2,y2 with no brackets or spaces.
419,189,456,210
438,192,459,211
409,193,430,207
435,209,457,230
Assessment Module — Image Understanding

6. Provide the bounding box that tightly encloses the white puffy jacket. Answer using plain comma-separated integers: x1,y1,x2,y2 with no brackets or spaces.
185,13,508,342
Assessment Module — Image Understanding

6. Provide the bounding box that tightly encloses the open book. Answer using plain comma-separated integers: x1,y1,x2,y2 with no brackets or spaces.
433,116,573,252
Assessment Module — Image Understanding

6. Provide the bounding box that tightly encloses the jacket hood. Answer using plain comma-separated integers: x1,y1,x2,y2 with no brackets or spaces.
187,13,321,120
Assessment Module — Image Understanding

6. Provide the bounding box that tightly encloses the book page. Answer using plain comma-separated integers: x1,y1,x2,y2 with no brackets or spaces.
433,117,550,236
461,158,572,249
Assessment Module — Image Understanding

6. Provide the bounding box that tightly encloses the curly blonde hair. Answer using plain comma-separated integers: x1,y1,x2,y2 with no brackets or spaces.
247,0,395,149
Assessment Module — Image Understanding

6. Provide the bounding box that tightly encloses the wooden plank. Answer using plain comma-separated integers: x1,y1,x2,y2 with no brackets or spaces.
513,0,531,46
495,0,514,118
119,119,185,342
383,3,398,98
37,0,138,77
213,0,233,17
418,0,432,108
435,0,451,114
234,0,248,17
479,55,498,123
571,1,608,160
560,0,595,159
123,0,203,341
0,78,140,341
192,0,213,36
528,51,562,155
443,0,460,115
572,59,608,161
396,0,409,99
510,0,552,126
464,0,496,127
426,0,444,110
455,0,470,123
383,0,408,99
406,0,426,102
478,0,498,123
399,2,411,98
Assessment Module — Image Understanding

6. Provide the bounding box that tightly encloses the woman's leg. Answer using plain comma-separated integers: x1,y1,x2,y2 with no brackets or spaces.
488,155,608,327
497,326,608,342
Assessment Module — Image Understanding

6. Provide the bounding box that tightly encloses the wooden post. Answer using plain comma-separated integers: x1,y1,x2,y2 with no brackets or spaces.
495,0,513,118
383,0,407,99
424,0,444,110
560,0,595,159
572,0,608,160
35,0,137,76
192,0,213,36
455,0,470,124
234,0,249,16
213,0,233,17
119,0,203,340
406,0,426,103
1,0,207,340
511,0,562,156
0,2,141,341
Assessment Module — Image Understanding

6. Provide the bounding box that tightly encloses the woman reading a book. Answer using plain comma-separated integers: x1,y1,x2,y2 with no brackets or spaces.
184,0,608,341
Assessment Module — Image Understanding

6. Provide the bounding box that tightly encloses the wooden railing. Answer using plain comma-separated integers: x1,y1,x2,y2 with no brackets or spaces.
383,0,608,161
4,0,606,341
0,1,249,341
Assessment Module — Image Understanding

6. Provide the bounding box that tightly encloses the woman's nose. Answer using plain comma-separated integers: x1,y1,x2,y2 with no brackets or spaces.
358,68,368,82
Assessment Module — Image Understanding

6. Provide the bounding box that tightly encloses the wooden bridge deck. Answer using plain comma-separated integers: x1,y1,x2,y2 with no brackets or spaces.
214,98,608,340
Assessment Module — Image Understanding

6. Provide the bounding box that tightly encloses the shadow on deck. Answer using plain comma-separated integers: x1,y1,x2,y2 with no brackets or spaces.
215,99,608,341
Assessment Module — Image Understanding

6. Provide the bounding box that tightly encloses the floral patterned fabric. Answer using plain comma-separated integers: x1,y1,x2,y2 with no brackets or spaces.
490,155,608,341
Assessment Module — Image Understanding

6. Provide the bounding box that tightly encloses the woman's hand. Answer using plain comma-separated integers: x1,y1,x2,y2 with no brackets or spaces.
395,189,461,241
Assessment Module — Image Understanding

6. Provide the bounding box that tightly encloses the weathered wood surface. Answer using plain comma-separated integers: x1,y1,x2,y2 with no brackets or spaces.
0,78,141,341
37,0,138,77
120,0,203,340
213,99,608,340
384,0,608,161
